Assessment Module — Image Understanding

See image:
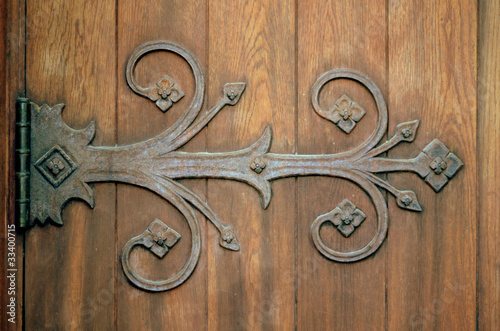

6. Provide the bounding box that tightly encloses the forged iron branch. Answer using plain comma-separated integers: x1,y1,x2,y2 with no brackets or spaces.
16,41,463,292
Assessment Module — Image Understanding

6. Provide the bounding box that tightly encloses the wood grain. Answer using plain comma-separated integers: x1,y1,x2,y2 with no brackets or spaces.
116,0,208,330
0,0,7,326
24,1,117,329
478,0,500,329
207,0,296,329
297,1,387,330
387,1,477,329
3,0,498,329
1,0,25,329
3,0,26,328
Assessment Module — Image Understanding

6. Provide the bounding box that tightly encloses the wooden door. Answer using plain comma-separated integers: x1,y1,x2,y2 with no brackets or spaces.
1,0,498,330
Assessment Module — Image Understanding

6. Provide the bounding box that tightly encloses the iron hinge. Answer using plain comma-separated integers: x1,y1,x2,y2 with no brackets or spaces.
16,40,464,292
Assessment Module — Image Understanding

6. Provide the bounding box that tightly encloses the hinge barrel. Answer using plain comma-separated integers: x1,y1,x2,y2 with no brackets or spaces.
16,97,30,228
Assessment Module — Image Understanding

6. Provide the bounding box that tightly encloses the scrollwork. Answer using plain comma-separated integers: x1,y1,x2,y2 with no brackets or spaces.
27,41,463,291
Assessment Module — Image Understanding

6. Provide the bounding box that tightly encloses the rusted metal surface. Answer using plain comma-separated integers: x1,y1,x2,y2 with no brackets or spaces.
121,219,185,291
15,98,30,228
20,41,464,291
313,199,366,238
314,94,366,133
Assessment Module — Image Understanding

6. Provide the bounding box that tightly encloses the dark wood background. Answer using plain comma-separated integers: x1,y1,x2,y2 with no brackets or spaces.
1,0,498,330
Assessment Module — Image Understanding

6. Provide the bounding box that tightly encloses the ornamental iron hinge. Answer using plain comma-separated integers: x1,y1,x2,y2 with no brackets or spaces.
15,40,464,292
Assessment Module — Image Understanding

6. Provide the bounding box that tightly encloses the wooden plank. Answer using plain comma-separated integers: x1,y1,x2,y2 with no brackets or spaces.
478,0,500,328
24,1,117,329
387,1,477,329
1,0,25,329
207,0,296,329
297,1,387,330
0,0,7,327
115,0,208,330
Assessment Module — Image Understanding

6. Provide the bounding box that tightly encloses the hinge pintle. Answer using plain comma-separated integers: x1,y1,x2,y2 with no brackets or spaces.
16,97,30,228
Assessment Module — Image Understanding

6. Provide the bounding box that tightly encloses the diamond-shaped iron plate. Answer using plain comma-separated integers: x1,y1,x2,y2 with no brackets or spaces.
34,145,77,187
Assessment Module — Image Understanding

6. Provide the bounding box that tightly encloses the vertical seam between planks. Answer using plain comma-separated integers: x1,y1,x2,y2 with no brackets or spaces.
294,0,299,329
22,0,27,329
384,0,391,330
1,2,6,329
205,0,209,329
23,0,26,96
475,1,481,330
385,0,389,330
114,0,119,329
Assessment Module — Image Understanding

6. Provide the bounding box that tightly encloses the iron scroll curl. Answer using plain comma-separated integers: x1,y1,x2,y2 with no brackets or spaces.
309,69,389,262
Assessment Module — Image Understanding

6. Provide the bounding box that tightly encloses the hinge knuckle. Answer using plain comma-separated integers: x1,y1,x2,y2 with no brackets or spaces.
16,97,30,228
